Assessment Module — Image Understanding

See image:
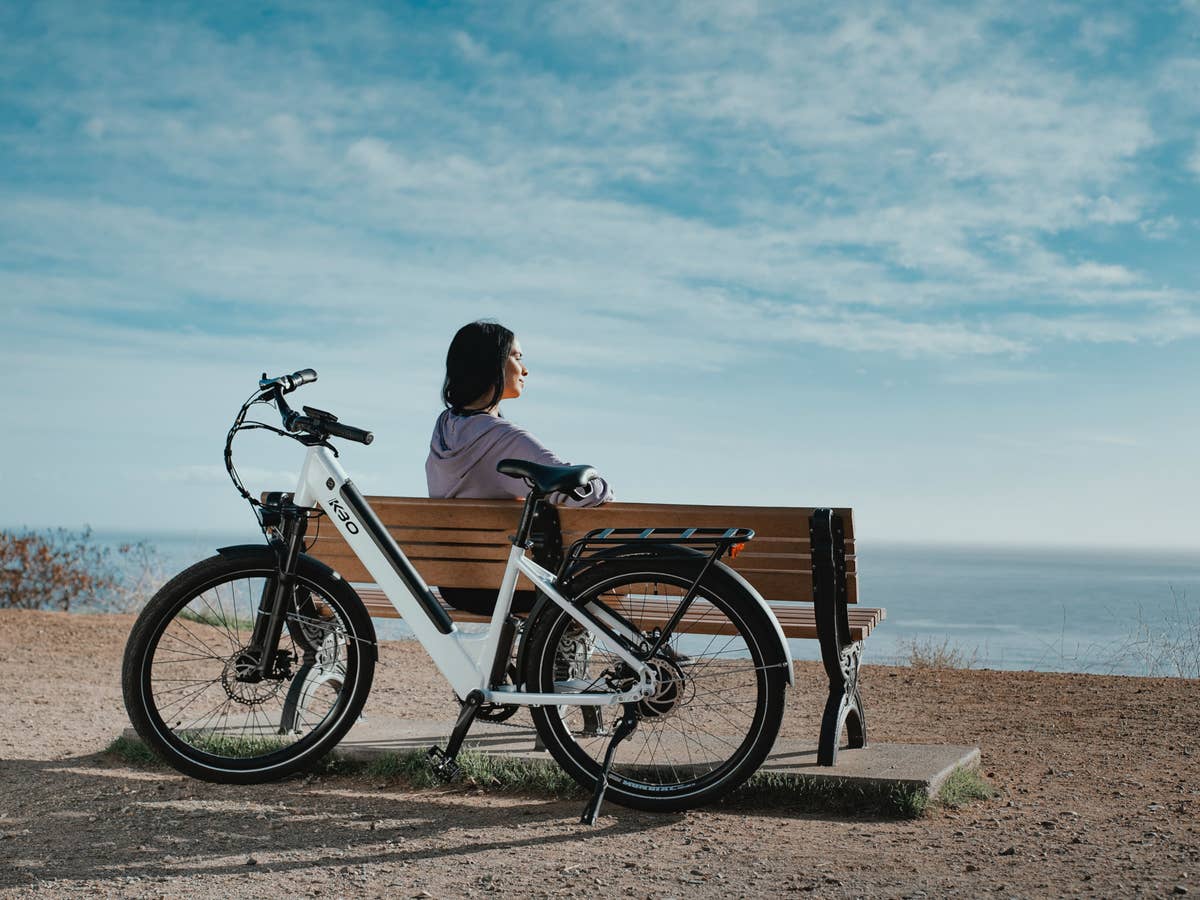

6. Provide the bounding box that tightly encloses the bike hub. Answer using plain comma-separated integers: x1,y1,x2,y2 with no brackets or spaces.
636,656,688,719
222,648,287,706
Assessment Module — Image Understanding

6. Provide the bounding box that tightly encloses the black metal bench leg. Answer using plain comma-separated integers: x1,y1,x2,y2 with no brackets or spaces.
811,509,869,766
817,643,867,765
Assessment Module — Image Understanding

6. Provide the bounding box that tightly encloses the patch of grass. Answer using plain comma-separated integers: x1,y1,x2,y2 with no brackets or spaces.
727,766,992,818
104,735,166,768
309,753,369,777
359,751,440,788
455,750,585,797
726,770,929,818
356,749,585,796
936,766,994,808
897,636,979,670
107,734,352,777
177,607,257,631
179,732,293,757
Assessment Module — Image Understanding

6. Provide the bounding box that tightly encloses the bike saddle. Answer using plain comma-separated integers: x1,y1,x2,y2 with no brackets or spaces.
496,459,597,496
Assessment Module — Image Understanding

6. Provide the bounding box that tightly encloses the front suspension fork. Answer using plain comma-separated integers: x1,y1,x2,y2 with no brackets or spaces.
245,507,309,680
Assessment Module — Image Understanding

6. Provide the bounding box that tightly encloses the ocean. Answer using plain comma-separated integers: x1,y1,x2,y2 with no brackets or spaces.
91,530,1200,678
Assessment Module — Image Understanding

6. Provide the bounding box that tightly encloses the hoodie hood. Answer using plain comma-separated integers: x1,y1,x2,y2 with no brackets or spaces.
426,409,529,499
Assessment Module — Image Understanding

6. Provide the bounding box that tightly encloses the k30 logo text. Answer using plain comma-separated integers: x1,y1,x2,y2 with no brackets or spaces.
327,498,360,534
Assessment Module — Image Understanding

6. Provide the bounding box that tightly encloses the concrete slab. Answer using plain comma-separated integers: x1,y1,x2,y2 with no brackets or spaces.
330,716,978,798
122,716,979,798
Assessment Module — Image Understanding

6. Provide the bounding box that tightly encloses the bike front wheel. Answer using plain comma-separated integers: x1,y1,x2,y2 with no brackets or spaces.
122,548,376,783
522,558,788,812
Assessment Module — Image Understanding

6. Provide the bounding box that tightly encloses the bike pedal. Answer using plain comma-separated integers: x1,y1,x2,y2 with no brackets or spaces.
426,746,462,782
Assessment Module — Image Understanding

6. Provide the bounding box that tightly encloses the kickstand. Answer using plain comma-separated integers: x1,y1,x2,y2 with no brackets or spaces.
580,704,639,826
427,689,485,781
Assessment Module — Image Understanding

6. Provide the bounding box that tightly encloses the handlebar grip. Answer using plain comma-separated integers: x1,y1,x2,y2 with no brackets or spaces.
325,421,374,445
259,368,318,394
282,368,317,392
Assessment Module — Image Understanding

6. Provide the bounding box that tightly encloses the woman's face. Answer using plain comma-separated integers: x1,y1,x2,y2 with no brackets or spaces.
501,337,528,401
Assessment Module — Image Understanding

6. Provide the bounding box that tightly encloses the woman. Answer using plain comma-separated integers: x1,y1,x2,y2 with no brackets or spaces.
426,320,612,614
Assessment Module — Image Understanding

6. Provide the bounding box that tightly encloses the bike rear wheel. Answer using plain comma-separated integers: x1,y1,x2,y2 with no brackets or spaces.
523,558,788,812
121,548,376,783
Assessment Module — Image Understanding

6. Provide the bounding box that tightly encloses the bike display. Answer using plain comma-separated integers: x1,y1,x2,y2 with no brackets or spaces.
121,369,793,822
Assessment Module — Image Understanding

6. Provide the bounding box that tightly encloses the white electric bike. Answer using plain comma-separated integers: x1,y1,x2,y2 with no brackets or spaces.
122,369,792,821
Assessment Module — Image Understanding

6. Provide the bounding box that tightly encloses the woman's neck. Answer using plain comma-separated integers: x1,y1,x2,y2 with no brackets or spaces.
457,403,499,417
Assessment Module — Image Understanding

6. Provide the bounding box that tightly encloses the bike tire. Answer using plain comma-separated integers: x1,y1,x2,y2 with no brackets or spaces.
121,547,376,784
522,558,788,812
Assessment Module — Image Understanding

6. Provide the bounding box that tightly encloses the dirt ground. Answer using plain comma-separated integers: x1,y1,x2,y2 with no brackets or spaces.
1,609,1197,898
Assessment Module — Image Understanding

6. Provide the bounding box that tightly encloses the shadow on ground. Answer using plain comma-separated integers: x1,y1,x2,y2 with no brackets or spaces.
0,752,676,891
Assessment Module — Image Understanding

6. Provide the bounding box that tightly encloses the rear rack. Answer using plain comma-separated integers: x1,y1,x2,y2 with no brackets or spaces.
557,525,756,664
561,526,755,573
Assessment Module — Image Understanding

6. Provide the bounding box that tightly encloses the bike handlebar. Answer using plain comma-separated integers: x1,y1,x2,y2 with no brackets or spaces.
257,368,374,446
288,414,374,446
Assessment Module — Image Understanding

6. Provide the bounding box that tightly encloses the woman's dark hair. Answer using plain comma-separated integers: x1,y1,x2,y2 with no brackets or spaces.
442,320,515,412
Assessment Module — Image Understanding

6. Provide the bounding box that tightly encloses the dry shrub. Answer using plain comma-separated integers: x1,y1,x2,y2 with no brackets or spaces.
1109,587,1200,679
0,527,164,613
898,636,979,670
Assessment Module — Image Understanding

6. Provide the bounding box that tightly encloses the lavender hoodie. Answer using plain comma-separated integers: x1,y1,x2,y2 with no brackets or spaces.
425,409,613,507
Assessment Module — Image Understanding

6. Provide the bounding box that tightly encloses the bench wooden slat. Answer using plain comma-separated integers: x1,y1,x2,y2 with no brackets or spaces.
357,497,526,530
310,536,857,572
353,587,884,642
312,546,859,606
352,498,855,544
368,527,516,545
558,531,858,571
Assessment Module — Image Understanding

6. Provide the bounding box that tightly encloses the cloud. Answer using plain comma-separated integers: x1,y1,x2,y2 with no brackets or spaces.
1,0,1196,378
1071,262,1139,286
940,367,1051,385
1004,308,1200,344
1075,14,1131,57
1138,216,1180,240
1066,432,1140,448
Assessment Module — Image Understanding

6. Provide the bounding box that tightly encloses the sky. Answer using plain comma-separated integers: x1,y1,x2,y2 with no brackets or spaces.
2,0,1199,549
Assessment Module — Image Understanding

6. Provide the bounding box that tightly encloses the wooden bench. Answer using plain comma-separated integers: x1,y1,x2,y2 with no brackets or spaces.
307,497,883,764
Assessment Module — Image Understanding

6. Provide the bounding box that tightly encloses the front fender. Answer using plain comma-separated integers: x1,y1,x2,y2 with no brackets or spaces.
216,543,273,558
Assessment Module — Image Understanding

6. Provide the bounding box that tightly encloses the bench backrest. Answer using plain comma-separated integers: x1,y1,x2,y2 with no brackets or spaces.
307,498,858,604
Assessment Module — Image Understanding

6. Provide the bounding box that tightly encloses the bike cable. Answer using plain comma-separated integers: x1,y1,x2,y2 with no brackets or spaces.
223,387,328,540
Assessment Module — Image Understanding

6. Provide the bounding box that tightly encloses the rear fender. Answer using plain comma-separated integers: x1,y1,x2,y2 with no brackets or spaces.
518,543,794,686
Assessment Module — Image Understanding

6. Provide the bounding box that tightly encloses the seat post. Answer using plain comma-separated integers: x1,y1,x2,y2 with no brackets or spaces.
513,489,545,548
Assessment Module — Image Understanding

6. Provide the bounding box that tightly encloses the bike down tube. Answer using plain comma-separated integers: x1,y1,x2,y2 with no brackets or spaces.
296,447,481,697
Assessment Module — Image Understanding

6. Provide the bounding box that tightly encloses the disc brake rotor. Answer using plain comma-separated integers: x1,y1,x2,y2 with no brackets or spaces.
221,650,286,707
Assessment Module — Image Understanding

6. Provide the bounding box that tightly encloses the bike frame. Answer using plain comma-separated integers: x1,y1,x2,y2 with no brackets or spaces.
293,445,657,707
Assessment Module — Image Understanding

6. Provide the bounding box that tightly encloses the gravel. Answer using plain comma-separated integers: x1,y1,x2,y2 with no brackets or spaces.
1,609,1198,898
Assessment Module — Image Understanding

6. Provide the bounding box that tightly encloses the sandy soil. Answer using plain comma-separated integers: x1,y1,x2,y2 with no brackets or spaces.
1,609,1198,898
